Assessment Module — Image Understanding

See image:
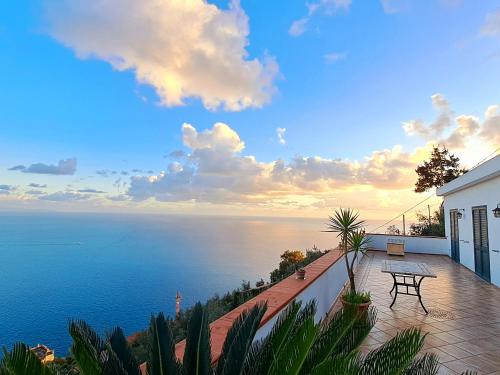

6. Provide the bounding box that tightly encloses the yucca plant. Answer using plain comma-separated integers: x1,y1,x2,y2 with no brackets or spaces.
324,208,366,295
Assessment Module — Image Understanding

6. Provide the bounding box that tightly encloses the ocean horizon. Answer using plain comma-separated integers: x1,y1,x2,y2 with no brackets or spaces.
0,211,362,356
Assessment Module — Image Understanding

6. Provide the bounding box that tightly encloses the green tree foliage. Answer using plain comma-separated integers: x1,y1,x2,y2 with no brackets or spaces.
414,146,467,193
410,208,445,237
386,225,401,235
270,247,326,283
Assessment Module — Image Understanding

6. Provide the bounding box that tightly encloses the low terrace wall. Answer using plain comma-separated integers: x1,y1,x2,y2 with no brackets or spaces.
366,233,449,255
175,248,360,362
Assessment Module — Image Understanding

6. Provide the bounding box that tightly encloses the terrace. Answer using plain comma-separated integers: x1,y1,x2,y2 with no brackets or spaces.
355,251,500,375
175,235,500,374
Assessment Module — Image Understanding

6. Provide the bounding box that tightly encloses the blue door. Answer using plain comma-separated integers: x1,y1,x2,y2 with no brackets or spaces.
450,210,460,263
472,206,490,282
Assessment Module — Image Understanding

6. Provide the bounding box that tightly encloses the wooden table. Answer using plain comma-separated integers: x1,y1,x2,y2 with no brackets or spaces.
381,260,437,314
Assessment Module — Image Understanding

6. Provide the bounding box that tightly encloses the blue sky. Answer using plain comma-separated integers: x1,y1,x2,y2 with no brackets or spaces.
0,0,499,218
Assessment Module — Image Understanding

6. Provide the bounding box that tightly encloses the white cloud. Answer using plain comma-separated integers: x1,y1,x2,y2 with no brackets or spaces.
403,94,500,151
444,115,480,148
289,18,309,37
289,0,351,37
403,93,452,140
45,0,279,111
380,0,410,14
324,52,347,63
481,10,500,37
481,105,500,145
182,122,244,153
276,127,287,145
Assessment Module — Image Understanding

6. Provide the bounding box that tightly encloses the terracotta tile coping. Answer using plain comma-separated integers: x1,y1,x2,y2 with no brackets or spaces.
174,248,343,363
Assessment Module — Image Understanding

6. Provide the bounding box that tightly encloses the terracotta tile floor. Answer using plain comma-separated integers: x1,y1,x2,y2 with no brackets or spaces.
355,251,500,374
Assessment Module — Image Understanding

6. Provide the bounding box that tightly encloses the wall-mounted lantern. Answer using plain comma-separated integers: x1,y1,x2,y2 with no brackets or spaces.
493,204,500,218
457,209,465,219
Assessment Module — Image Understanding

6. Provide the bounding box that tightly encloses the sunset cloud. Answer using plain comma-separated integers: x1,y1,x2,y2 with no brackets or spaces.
0,185,14,195
45,0,279,111
78,188,106,194
9,158,77,175
39,191,92,201
28,183,47,188
127,122,421,205
403,94,500,150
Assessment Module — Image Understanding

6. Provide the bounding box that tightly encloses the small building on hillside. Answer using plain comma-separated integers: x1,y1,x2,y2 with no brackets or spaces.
437,154,500,287
30,344,55,364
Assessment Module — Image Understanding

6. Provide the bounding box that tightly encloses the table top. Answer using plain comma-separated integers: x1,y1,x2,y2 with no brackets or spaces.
381,260,437,278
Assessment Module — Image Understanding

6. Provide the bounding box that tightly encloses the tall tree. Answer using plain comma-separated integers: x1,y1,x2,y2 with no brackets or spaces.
414,146,467,193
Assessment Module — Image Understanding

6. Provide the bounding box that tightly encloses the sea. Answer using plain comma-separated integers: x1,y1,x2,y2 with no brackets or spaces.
0,212,341,356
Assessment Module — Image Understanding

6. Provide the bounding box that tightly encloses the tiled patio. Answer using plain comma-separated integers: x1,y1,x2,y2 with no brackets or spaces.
356,251,500,375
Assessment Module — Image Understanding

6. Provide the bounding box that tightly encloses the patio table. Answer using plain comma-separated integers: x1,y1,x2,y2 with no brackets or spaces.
381,260,436,314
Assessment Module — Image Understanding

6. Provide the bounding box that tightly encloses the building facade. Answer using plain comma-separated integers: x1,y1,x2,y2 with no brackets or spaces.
437,155,500,287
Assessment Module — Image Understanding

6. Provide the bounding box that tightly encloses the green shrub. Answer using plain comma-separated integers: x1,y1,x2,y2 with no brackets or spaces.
343,291,371,304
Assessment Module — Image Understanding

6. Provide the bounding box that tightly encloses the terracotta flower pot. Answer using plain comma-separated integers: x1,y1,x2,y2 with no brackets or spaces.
296,268,306,280
341,295,372,316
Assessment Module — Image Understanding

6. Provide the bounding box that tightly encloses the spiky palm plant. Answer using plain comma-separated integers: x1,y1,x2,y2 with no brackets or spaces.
2,301,477,374
0,343,55,375
324,208,366,294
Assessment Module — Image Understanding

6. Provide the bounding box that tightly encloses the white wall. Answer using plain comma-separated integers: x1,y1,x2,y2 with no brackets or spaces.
366,233,449,255
442,175,500,287
254,252,361,341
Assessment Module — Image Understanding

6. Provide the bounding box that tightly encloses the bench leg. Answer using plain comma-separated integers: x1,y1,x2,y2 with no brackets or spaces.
416,276,428,314
389,273,398,308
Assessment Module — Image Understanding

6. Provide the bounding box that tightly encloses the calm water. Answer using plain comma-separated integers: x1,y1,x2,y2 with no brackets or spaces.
0,212,337,355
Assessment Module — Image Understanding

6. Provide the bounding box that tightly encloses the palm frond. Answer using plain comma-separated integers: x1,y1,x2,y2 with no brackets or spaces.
108,327,140,375
242,301,302,375
348,230,371,254
69,320,104,375
182,303,211,375
69,320,128,375
268,301,318,375
308,352,362,375
147,313,180,375
1,343,55,375
323,208,365,236
334,307,376,355
291,300,316,336
302,306,376,374
361,328,426,375
215,302,267,375
404,353,440,375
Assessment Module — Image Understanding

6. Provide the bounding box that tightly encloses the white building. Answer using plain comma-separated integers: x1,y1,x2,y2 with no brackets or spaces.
437,155,500,287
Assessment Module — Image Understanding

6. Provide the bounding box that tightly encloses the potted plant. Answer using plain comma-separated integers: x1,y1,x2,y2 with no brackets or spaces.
324,208,371,312
296,267,306,279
